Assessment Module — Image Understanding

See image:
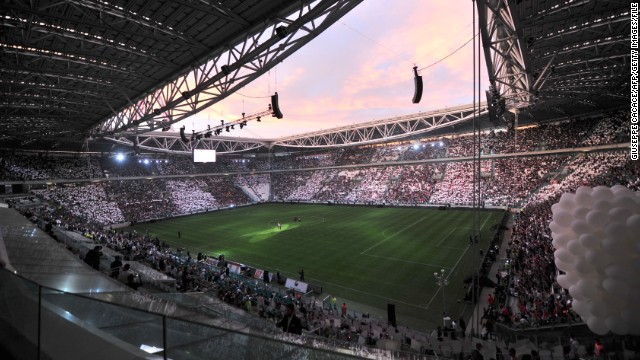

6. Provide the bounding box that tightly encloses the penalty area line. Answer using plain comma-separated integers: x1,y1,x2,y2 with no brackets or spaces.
361,216,426,254
435,227,457,248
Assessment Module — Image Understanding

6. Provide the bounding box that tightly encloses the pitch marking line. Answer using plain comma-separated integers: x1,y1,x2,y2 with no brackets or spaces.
362,254,451,268
360,216,427,255
423,212,494,311
435,227,457,247
439,246,466,251
449,212,493,275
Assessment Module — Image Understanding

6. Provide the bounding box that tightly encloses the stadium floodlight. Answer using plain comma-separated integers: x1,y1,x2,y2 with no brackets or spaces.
115,153,125,162
143,159,150,165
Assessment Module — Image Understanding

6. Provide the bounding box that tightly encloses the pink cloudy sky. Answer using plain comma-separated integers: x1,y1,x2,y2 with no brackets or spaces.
178,0,488,140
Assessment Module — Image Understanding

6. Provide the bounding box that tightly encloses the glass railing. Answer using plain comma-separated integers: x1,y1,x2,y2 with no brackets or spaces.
1,268,434,359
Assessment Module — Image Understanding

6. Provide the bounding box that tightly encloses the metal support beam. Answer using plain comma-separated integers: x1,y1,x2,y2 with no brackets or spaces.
477,0,533,109
92,0,365,137
272,103,488,148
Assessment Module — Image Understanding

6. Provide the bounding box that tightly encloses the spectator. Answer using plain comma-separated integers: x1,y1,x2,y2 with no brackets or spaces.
277,303,302,335
84,245,102,270
110,256,123,278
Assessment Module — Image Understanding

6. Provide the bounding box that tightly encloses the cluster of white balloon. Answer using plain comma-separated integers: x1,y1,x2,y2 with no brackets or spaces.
550,185,640,335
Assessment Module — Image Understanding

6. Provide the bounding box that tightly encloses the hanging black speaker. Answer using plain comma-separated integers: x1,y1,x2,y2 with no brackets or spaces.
179,126,189,142
271,92,283,119
412,66,423,104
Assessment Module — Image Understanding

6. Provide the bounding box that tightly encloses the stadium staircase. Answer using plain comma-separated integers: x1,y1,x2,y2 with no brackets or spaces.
234,177,261,202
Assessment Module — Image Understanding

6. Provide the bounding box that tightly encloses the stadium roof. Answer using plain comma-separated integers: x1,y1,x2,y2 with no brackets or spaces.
0,0,631,154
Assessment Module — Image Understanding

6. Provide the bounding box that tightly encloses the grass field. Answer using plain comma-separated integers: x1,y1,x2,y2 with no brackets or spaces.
127,203,504,330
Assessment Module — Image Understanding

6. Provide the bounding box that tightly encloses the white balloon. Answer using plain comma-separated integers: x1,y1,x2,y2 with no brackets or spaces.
581,281,603,301
592,186,614,201
627,215,640,233
580,234,600,249
552,186,640,336
555,248,574,263
549,220,564,234
608,207,634,224
588,300,608,317
610,185,628,193
587,316,610,335
586,249,613,270
605,264,633,281
569,284,587,301
572,206,591,220
554,257,573,272
553,232,575,247
571,299,587,315
593,200,612,212
571,220,592,235
567,239,587,256
604,223,627,241
577,186,594,195
574,258,594,274
559,192,577,206
601,237,628,257
557,274,572,289
602,278,630,298
575,192,593,207
612,196,638,211
553,210,574,227
586,210,608,229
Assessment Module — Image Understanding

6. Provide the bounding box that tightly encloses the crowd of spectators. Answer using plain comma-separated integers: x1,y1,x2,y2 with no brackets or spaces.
5,118,639,357
581,111,630,146
38,183,125,225
0,153,102,180
234,174,270,201
385,164,443,204
0,112,629,185
105,179,173,222
490,150,640,330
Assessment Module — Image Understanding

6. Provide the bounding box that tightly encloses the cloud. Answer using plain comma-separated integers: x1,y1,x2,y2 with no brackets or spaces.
177,0,489,139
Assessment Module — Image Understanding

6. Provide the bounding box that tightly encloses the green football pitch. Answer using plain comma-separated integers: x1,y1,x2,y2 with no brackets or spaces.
127,203,504,330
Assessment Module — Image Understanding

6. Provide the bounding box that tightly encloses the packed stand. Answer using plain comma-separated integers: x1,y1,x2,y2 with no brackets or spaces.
581,111,630,146
342,167,401,203
105,179,174,222
234,174,270,201
400,142,447,161
0,153,101,180
482,155,568,207
494,150,640,329
271,172,314,201
385,164,443,204
312,169,360,202
198,177,253,208
37,183,125,225
430,162,476,205
101,156,159,177
270,151,339,170
165,179,219,214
